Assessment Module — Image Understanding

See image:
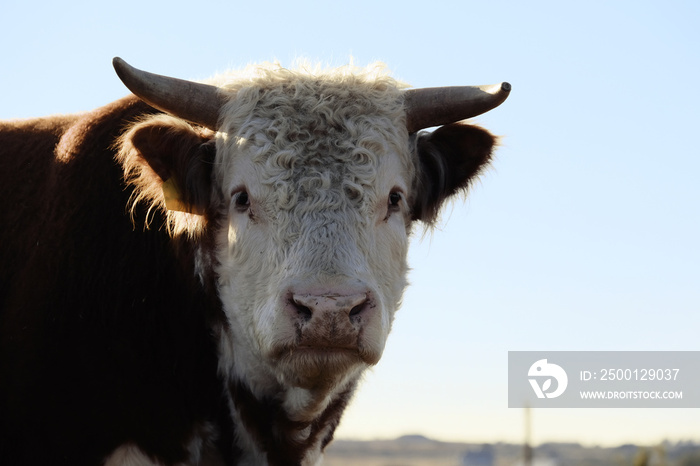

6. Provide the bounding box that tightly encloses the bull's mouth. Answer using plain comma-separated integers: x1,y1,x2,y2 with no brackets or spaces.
296,344,358,353
269,343,370,388
271,344,362,362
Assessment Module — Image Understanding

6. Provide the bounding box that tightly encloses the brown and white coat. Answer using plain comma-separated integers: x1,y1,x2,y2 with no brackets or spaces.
0,59,509,465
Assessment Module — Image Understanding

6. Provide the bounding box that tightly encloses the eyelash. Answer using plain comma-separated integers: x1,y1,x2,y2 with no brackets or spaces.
389,192,400,206
233,190,250,212
388,191,402,212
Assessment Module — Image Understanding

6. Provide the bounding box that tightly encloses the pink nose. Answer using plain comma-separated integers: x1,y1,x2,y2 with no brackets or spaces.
290,293,370,321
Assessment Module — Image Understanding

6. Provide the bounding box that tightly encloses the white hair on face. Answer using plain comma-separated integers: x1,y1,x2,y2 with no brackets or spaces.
210,61,415,393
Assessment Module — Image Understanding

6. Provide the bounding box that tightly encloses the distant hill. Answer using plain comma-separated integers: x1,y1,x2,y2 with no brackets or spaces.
396,434,436,443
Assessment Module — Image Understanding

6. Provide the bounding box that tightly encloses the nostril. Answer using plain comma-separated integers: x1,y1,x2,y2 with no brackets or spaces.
289,291,372,321
349,302,366,318
296,305,312,320
290,297,313,321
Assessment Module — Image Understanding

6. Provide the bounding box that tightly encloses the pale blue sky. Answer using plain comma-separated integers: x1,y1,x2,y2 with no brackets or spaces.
2,0,698,446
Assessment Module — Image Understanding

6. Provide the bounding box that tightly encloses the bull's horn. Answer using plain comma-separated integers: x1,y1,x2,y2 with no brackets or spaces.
404,82,511,133
113,57,225,130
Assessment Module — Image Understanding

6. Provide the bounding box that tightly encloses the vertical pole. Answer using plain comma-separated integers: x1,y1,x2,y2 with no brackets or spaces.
524,405,533,466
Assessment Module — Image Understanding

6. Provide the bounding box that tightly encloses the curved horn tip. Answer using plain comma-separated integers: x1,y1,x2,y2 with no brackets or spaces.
485,82,511,96
112,57,137,85
112,56,129,74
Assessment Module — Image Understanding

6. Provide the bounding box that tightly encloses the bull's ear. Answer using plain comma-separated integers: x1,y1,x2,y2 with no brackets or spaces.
125,117,215,215
411,122,497,224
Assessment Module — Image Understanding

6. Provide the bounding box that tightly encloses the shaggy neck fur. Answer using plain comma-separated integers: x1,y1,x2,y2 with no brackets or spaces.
225,376,357,465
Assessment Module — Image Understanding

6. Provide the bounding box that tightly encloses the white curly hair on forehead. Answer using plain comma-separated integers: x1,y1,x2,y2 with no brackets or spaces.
212,59,408,134
212,59,414,206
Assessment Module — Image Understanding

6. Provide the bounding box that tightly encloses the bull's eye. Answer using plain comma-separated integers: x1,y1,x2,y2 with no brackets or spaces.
233,191,250,212
388,191,402,212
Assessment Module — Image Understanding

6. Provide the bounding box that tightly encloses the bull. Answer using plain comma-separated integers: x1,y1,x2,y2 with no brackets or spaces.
0,58,509,465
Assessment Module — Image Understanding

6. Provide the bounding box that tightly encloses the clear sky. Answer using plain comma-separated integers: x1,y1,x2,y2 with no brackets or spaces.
3,0,698,447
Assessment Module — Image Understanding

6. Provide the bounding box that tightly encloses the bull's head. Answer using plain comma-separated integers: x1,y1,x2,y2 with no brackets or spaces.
114,58,509,424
